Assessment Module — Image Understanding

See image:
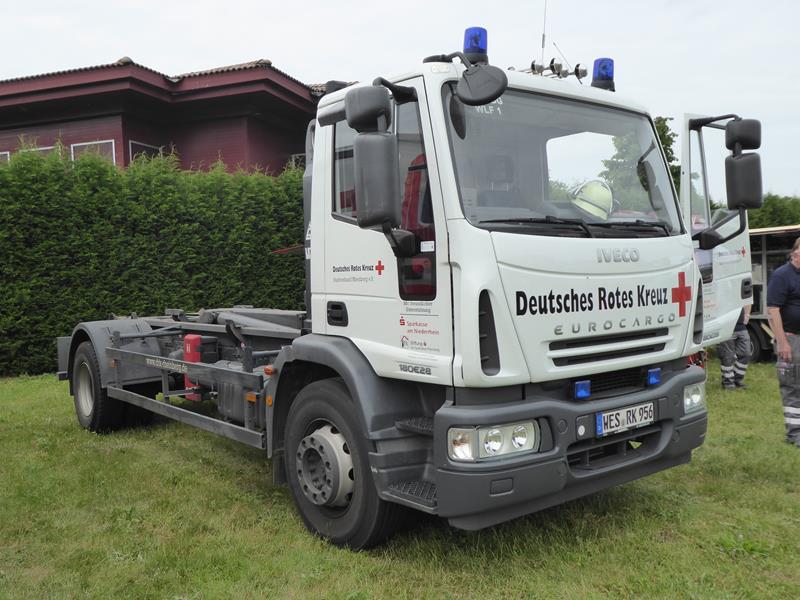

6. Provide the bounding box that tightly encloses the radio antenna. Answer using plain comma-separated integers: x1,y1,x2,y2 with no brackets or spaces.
540,0,548,65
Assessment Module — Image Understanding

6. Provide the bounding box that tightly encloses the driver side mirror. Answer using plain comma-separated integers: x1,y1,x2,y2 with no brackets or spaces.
345,86,401,230
345,86,417,258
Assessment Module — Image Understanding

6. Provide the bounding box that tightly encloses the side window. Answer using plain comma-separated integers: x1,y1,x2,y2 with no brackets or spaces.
333,120,357,220
689,129,710,233
397,102,436,301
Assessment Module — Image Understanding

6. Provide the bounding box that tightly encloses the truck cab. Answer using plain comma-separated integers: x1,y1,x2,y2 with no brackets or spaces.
307,57,718,532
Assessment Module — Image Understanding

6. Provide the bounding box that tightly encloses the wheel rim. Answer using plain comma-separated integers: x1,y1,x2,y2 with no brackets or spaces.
295,423,354,508
75,362,94,417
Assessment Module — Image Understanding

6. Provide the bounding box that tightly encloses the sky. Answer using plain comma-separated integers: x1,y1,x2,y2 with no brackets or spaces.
3,0,798,197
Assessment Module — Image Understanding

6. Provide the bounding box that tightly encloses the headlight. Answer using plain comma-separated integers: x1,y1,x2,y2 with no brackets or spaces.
511,425,528,449
683,383,706,413
448,421,540,462
483,429,504,455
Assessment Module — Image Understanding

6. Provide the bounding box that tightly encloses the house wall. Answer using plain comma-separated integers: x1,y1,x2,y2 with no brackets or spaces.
0,115,124,165
171,117,249,170
247,116,305,174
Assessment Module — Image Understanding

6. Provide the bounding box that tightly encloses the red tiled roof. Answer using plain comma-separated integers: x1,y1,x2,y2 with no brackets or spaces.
0,56,319,94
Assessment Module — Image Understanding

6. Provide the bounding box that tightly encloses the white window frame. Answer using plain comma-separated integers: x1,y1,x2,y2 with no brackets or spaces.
129,140,162,160
21,145,56,154
0,151,9,163
70,140,116,165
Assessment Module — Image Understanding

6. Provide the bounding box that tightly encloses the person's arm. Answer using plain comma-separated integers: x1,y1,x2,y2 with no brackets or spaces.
743,303,751,325
768,306,791,361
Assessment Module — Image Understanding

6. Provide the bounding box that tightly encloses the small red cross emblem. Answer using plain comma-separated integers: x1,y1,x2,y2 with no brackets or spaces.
671,271,692,317
375,260,384,275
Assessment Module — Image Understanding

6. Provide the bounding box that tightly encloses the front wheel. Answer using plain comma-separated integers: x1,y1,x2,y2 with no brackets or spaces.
284,378,404,549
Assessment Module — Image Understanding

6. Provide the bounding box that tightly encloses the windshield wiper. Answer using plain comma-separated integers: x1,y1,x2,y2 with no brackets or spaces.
478,216,595,237
597,219,672,236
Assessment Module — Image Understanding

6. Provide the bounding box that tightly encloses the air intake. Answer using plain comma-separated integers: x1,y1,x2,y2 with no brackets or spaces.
478,291,500,375
692,281,703,344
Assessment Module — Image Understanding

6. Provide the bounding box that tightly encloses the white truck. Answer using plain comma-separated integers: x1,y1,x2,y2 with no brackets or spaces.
57,29,763,548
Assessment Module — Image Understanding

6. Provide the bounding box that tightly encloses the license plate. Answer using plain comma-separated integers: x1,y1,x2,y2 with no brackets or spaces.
596,402,654,437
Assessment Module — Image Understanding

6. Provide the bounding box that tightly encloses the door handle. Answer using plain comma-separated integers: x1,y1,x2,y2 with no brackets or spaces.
327,301,349,326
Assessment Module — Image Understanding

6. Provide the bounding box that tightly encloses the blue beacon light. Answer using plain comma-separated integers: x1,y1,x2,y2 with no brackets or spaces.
463,27,488,64
591,57,615,92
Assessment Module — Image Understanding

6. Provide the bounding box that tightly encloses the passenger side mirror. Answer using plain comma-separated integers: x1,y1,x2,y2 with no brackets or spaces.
724,118,763,210
725,153,762,210
726,119,761,151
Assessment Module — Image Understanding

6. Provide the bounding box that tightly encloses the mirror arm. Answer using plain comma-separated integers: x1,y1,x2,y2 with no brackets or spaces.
693,208,747,250
382,222,417,258
372,78,418,105
689,114,739,131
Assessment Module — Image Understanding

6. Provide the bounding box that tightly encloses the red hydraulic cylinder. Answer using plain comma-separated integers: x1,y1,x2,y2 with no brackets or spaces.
183,334,202,401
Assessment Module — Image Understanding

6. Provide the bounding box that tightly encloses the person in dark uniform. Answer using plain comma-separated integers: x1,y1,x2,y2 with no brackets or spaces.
718,306,751,390
766,237,800,447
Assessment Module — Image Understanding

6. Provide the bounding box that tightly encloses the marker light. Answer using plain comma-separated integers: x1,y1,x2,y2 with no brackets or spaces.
574,380,592,400
463,27,488,63
591,57,615,91
647,368,662,386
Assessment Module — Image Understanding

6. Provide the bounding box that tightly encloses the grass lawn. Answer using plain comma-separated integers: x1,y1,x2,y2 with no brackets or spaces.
1,359,799,599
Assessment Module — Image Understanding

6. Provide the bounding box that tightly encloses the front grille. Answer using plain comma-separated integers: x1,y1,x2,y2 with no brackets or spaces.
550,328,668,351
549,328,668,367
581,366,646,397
553,344,665,366
567,423,661,472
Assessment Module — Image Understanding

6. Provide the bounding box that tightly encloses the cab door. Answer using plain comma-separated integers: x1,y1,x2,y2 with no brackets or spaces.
322,78,454,385
680,113,753,345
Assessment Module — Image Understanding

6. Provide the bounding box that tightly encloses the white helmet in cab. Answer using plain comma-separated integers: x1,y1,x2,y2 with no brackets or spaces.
571,180,613,220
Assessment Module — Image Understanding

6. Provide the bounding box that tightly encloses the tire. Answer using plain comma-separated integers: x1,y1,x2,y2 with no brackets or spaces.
72,341,125,432
747,325,763,363
284,378,404,549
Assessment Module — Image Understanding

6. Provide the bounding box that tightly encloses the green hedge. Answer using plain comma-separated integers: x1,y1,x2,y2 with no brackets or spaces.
0,151,305,376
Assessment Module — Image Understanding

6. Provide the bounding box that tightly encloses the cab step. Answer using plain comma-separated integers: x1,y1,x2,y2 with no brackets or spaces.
387,480,438,509
395,417,433,436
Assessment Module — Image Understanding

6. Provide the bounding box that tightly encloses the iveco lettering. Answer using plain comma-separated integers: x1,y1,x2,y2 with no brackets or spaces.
56,27,762,548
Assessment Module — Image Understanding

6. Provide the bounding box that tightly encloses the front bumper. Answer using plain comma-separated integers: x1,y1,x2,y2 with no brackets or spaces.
433,365,707,530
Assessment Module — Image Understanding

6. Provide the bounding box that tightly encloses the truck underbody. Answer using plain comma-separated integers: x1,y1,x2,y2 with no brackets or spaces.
58,307,707,546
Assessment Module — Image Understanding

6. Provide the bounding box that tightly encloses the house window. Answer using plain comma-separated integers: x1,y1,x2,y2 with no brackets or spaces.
71,140,116,164
129,140,162,160
0,151,9,164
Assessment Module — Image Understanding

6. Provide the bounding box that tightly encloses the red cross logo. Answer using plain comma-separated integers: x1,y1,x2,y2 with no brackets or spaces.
375,260,385,275
671,272,692,317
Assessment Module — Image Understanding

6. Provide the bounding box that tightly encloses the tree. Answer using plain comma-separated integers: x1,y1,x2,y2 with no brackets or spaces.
654,116,681,190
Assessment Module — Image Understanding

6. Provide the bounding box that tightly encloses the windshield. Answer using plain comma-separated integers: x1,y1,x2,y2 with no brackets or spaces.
443,86,683,238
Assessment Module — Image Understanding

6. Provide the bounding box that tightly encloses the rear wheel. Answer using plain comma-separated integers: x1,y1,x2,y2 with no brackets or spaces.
747,324,764,363
284,378,403,549
72,342,125,432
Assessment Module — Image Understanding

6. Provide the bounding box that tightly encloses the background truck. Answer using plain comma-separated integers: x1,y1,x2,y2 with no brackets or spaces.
743,224,800,361
56,28,763,548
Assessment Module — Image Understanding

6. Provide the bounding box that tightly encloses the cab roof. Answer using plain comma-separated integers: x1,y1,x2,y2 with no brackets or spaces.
318,61,651,117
